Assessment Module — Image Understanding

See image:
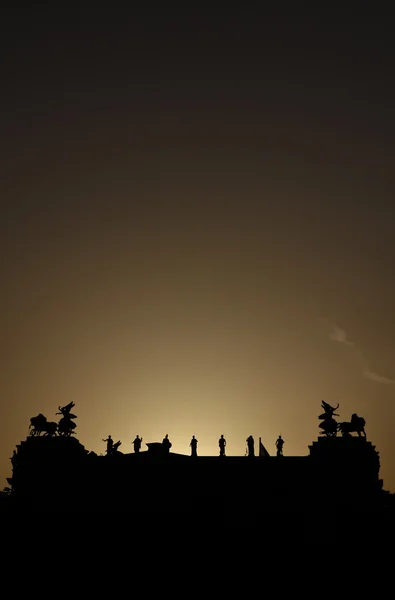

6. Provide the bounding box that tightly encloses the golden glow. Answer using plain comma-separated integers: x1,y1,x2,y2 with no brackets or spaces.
2,20,395,493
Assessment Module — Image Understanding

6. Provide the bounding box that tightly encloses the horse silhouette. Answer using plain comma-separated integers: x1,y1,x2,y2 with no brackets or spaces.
29,414,58,436
337,414,366,438
113,440,122,455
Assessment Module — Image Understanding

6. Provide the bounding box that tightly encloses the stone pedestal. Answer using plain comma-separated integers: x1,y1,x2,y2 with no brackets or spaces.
308,435,382,505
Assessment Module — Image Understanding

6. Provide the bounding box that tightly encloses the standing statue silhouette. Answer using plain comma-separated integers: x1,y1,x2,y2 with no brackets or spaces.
219,434,226,457
275,435,284,457
246,435,255,457
162,434,172,453
190,435,198,457
103,435,113,455
133,435,143,453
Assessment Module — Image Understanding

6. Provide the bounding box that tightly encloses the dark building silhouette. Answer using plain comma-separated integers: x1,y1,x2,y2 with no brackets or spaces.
2,403,395,541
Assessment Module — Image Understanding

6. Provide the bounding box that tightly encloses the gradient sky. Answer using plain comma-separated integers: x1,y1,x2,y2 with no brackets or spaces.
1,8,395,492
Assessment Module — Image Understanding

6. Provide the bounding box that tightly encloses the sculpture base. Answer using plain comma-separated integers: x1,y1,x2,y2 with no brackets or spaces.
308,435,382,499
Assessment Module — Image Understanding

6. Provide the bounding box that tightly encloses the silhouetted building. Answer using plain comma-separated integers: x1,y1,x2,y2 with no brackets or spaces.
3,403,394,541
6,429,386,511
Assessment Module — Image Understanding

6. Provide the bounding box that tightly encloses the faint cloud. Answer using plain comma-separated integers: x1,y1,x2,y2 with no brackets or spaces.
328,326,354,346
326,322,395,385
363,369,395,385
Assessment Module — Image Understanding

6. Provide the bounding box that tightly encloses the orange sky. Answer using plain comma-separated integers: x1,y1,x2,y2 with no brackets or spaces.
1,9,395,492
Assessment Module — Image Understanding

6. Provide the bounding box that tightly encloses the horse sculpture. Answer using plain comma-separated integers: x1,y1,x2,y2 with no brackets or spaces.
112,440,122,455
337,413,366,438
29,414,58,436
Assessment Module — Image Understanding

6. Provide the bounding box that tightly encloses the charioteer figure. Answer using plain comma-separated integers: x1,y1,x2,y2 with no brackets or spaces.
56,402,77,437
318,400,339,437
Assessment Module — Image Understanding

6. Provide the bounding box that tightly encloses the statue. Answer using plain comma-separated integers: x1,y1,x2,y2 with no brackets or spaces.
162,434,172,453
318,400,339,436
113,440,122,454
275,435,284,457
56,402,77,437
338,413,366,438
103,435,113,455
29,413,58,436
10,450,17,466
246,435,255,457
133,435,142,453
190,435,198,457
219,434,226,457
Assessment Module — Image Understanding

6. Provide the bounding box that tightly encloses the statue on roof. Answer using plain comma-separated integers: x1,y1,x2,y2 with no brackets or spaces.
29,413,58,436
318,400,339,436
338,413,366,438
275,435,284,457
190,435,198,457
133,435,143,453
113,440,122,454
103,434,113,455
246,435,255,457
162,434,172,453
56,402,77,437
219,434,226,457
